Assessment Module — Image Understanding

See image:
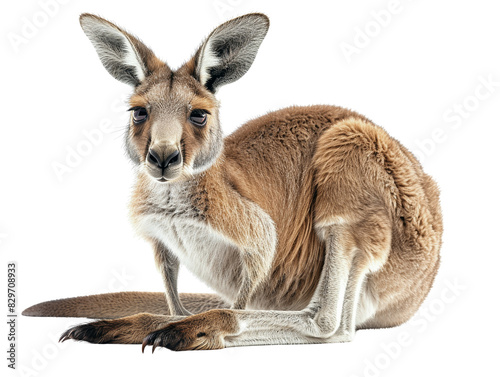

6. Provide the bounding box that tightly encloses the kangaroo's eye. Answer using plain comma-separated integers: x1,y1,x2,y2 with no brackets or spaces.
131,107,148,124
189,109,208,127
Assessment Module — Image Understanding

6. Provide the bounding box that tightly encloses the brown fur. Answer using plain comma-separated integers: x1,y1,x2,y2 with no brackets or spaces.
128,100,441,318
142,310,238,351
23,13,442,350
224,106,372,309
312,117,442,326
23,292,229,319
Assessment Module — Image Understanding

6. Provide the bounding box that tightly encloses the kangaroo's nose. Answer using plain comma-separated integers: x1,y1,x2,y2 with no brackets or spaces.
147,148,180,169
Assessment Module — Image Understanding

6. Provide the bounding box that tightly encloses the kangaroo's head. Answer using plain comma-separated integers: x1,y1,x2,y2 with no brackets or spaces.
80,13,269,182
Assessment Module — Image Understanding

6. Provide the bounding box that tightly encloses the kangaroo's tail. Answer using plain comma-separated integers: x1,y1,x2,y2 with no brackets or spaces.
22,292,229,319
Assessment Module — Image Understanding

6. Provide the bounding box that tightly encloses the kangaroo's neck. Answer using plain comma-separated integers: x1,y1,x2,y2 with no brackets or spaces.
130,150,239,220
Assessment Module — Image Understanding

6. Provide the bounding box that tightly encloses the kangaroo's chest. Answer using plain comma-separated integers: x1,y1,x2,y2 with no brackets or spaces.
133,184,242,301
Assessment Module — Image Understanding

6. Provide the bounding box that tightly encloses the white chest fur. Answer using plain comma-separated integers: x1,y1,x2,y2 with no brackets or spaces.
133,180,242,302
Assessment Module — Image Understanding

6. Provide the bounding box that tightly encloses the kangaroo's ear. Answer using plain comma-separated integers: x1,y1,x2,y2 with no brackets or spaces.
79,13,164,86
193,13,269,93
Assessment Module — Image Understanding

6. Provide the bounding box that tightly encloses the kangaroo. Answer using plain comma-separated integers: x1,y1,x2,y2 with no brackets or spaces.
23,13,442,351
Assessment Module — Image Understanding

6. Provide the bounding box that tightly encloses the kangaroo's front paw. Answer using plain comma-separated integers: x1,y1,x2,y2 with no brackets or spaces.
142,309,237,352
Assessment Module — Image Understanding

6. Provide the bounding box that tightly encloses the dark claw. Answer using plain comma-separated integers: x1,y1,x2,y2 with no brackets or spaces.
141,326,188,352
59,332,70,343
58,322,109,344
141,332,155,353
59,328,79,343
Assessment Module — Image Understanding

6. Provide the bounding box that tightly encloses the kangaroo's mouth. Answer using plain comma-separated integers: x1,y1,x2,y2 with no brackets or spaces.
145,148,184,183
146,167,183,183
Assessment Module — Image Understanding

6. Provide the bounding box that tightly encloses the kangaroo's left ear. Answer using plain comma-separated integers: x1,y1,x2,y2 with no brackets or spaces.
192,13,269,93
79,13,166,86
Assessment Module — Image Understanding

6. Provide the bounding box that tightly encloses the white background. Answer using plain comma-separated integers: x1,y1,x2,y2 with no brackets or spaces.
1,0,499,376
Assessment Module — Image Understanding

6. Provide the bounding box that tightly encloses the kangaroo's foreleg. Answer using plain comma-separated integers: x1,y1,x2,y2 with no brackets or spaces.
153,240,192,316
207,193,277,310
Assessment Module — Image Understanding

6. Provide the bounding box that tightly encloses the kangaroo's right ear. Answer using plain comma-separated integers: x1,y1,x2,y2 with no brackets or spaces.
79,13,164,86
192,13,270,93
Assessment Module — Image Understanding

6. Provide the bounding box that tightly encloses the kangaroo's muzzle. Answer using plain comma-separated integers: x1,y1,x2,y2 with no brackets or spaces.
146,144,183,182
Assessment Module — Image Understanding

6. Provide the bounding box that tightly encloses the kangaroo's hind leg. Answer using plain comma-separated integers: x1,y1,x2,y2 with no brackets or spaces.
312,117,399,336
60,293,229,344
138,218,389,350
